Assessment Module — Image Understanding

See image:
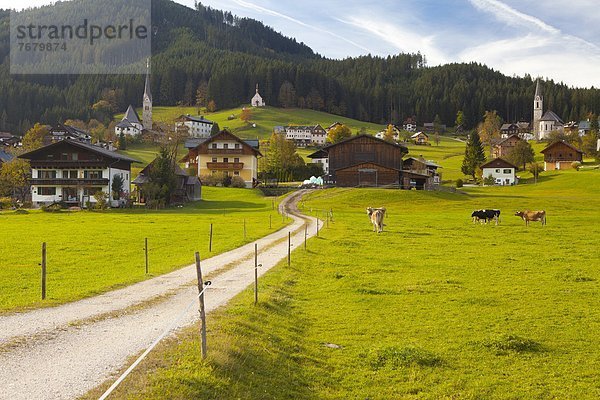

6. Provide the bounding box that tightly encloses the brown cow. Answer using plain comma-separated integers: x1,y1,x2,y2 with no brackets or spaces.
515,210,546,226
366,207,386,233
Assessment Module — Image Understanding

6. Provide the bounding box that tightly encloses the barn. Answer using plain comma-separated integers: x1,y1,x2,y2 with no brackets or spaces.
308,135,408,187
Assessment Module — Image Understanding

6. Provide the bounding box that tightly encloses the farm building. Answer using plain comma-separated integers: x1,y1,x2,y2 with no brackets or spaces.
480,158,518,186
492,134,524,159
176,115,214,138
181,130,262,188
403,157,441,185
133,159,201,205
307,148,329,174
45,123,92,145
540,140,583,171
283,125,327,147
307,134,409,187
411,132,429,145
18,139,138,207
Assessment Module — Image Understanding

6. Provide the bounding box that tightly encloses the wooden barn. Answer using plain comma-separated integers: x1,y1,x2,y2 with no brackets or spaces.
308,135,408,187
540,140,583,171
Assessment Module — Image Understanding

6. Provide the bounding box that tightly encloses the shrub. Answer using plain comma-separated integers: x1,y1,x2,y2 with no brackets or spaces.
571,161,582,171
93,191,109,210
455,179,464,188
230,176,247,188
483,174,496,186
0,197,13,209
41,203,63,213
200,173,222,187
221,174,232,187
369,346,443,370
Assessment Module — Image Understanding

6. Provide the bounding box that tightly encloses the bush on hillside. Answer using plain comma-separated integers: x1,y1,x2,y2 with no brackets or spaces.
230,176,247,188
571,161,582,171
93,191,109,210
455,179,464,188
0,197,13,209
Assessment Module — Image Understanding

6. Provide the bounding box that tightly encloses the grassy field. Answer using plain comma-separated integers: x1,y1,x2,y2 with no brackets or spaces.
88,169,600,399
0,188,288,313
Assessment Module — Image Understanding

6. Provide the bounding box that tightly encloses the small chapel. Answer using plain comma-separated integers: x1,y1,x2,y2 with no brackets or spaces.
251,84,266,107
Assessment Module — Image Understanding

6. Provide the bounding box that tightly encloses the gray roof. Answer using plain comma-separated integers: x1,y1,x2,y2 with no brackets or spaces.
540,110,564,123
122,105,141,125
185,138,210,149
0,150,14,163
535,79,542,98
181,115,214,125
579,121,591,130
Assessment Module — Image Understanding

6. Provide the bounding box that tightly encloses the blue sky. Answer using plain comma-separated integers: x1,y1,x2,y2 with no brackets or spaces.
4,0,600,88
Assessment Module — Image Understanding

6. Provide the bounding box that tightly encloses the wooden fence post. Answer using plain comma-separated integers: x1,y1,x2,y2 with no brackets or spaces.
144,238,149,274
195,252,207,359
209,224,213,253
41,242,47,300
269,214,272,229
254,244,258,305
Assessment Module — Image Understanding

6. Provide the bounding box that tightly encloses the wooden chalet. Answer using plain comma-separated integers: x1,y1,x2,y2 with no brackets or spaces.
403,156,441,185
411,132,429,145
540,140,583,171
45,123,92,145
308,134,409,187
492,134,524,159
133,159,201,205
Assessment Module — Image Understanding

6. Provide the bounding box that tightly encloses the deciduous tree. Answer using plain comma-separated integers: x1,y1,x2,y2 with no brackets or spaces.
478,111,502,148
22,123,49,151
507,140,535,171
327,124,352,143
240,108,252,123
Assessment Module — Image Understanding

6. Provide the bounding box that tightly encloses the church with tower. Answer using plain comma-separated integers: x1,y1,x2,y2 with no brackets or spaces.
533,79,563,140
251,84,265,107
115,59,153,136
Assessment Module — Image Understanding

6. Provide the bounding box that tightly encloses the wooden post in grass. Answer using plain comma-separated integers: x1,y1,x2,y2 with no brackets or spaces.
288,232,291,266
269,214,272,229
254,244,258,305
144,238,149,274
195,252,207,359
41,242,47,300
282,212,285,223
304,224,307,250
209,224,213,253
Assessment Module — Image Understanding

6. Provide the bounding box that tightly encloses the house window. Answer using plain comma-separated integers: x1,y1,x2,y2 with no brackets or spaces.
234,171,240,176
235,144,240,149
234,158,240,163
39,170,57,179
223,158,229,163
63,170,77,179
212,157,217,163
83,187,103,196
38,187,56,196
224,144,229,149
212,143,217,149
60,153,69,160
495,169,501,173
72,153,78,161
84,170,103,179
503,169,512,174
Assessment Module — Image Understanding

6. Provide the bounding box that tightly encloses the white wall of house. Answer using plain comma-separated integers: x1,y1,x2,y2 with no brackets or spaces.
311,157,329,174
482,167,516,186
179,120,212,138
538,121,563,140
115,123,142,137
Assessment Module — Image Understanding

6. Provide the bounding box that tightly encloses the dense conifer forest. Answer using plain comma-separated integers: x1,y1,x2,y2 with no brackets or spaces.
1,0,599,134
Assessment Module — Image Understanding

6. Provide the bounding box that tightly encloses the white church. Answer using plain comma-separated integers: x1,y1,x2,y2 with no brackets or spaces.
115,59,153,136
533,80,564,140
251,83,265,107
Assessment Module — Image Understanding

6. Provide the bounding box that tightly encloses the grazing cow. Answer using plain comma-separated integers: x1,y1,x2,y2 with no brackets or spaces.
471,209,501,225
367,207,386,233
515,210,546,226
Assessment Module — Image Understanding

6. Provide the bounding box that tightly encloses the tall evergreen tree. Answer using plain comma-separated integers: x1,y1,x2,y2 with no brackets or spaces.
461,131,486,179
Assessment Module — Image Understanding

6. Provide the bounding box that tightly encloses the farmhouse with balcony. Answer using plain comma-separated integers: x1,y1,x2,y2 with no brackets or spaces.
284,125,327,147
481,158,518,186
132,158,201,205
305,134,434,188
402,156,441,185
492,134,524,159
540,140,583,171
307,148,329,174
181,130,261,188
0,132,21,148
18,139,138,207
176,115,214,138
411,132,429,145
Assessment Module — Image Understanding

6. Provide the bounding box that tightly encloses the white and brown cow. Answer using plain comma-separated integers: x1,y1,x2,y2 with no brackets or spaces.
367,207,386,233
515,210,546,226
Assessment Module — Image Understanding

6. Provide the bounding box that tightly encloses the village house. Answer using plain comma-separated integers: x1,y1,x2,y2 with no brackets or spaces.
46,123,92,145
176,115,214,138
375,126,400,141
306,134,429,188
251,84,266,107
306,148,329,174
423,122,446,132
577,120,591,136
481,158,518,186
115,105,143,137
18,139,138,207
500,123,519,137
411,132,429,145
284,125,327,147
540,140,583,171
0,132,20,148
403,117,418,132
181,130,261,188
326,122,343,133
132,158,201,205
402,156,441,185
492,134,524,159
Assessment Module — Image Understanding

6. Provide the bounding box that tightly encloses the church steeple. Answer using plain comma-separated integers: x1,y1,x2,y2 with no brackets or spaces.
533,79,543,138
142,58,152,130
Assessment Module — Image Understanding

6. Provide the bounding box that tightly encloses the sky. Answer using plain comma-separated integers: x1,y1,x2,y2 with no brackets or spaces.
3,0,600,88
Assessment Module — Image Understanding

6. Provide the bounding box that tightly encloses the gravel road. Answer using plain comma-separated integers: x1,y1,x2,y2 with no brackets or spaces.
0,190,317,400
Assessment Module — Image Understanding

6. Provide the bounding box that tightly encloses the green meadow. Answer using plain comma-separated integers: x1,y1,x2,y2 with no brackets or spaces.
88,169,600,399
0,188,287,313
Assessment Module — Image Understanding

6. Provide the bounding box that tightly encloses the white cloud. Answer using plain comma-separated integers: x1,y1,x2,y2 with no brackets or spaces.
336,16,449,65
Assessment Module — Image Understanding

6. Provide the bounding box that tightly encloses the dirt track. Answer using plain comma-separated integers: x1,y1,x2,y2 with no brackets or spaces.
0,190,317,400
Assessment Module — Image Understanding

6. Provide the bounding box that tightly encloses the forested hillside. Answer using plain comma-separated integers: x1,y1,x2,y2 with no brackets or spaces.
1,0,600,135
